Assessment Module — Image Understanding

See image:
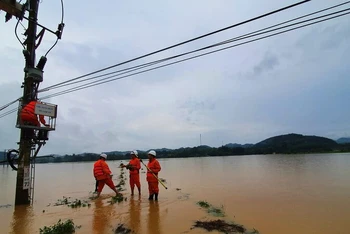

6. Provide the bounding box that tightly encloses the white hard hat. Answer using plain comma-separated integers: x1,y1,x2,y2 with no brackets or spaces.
100,153,107,159
148,150,156,156
131,150,138,156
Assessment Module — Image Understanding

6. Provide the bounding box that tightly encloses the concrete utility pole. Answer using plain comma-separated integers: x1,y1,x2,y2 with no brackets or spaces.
15,0,40,205
1,0,62,205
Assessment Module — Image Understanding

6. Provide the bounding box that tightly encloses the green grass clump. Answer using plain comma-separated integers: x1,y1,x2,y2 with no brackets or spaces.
54,197,69,206
110,193,127,204
196,201,225,217
68,199,91,208
197,201,210,208
54,197,90,208
39,219,79,234
193,219,245,234
208,206,225,217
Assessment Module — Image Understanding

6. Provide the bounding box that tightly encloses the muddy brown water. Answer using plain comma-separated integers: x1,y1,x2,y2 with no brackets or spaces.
1,153,350,234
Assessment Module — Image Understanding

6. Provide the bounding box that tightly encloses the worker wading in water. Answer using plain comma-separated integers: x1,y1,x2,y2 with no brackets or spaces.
20,100,49,127
145,150,161,201
93,153,120,197
121,150,141,196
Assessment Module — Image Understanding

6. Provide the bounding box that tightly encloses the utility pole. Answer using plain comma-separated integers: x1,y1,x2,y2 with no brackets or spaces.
15,0,39,205
1,0,62,205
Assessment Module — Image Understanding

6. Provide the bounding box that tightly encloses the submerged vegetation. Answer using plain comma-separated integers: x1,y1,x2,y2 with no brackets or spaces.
197,200,225,217
197,200,210,208
194,201,259,233
39,219,80,234
110,165,127,204
53,196,91,208
110,193,127,204
114,224,133,234
193,220,246,234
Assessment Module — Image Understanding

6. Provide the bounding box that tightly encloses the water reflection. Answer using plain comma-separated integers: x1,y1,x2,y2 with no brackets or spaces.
128,196,141,233
10,205,34,234
92,199,113,234
147,201,160,234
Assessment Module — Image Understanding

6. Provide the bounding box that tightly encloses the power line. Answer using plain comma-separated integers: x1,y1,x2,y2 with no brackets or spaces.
0,107,18,119
15,19,26,49
1,3,349,114
0,98,20,112
0,0,347,115
44,0,64,57
39,0,310,91
38,10,350,101
38,1,350,93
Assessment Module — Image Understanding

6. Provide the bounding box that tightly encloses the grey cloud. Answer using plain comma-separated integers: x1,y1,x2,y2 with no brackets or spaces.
295,18,350,51
177,98,216,124
253,53,279,76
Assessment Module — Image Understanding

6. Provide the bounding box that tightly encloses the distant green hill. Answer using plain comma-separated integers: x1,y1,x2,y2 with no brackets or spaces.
22,133,350,164
337,137,350,144
225,143,254,148
253,133,338,154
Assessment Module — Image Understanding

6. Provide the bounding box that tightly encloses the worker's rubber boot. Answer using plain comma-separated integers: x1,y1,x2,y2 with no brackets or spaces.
148,194,154,200
155,193,158,201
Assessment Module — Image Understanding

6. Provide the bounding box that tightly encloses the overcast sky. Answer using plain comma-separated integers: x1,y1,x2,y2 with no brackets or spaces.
0,0,349,155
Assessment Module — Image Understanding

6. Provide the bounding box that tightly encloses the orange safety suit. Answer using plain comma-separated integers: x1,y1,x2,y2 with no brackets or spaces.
20,101,46,126
146,158,161,194
93,159,115,193
128,158,141,189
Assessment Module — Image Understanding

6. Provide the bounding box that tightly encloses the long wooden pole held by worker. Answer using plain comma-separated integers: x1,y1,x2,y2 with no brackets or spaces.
136,155,168,190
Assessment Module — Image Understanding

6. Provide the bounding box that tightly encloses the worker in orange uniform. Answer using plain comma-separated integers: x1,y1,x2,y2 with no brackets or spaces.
146,150,161,201
93,153,120,198
20,100,49,127
121,150,141,196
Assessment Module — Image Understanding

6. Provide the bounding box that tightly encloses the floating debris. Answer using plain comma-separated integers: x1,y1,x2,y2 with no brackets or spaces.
116,179,126,187
54,197,91,208
176,188,181,191
39,219,80,234
208,206,225,217
197,200,210,208
111,166,128,204
115,224,133,234
109,193,127,204
68,199,91,208
54,197,70,206
196,200,225,217
193,219,246,234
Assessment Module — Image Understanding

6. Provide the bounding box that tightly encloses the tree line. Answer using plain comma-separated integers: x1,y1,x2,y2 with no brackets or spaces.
35,135,350,164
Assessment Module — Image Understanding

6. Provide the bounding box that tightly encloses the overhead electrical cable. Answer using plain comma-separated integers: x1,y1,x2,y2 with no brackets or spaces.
37,2,350,93
44,0,64,57
38,9,350,101
38,0,311,92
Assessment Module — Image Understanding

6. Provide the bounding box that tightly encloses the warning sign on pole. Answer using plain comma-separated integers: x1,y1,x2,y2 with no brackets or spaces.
23,166,30,190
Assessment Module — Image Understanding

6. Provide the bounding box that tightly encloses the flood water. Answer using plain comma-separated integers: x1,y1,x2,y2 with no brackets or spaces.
1,153,350,234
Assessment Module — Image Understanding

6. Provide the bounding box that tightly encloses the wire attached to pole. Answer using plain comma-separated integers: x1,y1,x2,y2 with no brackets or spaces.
44,0,64,57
